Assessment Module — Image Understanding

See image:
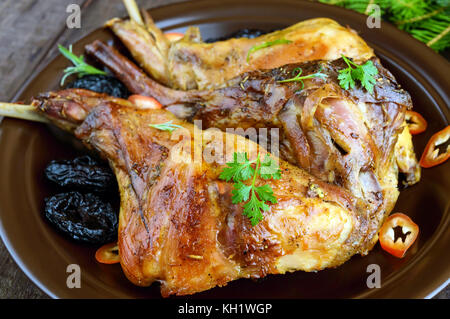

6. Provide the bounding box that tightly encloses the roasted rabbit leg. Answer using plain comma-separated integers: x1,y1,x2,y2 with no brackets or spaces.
86,42,421,234
106,16,374,90
29,89,375,296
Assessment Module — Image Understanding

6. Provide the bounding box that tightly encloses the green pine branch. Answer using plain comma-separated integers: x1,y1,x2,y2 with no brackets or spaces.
318,0,450,52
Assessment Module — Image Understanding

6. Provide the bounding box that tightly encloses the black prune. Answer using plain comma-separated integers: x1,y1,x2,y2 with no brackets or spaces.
44,192,118,244
66,74,130,99
45,155,116,192
205,28,272,43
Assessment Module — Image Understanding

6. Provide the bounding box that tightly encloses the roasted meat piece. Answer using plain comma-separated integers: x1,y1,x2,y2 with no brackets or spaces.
106,16,374,90
86,42,421,239
32,89,377,296
98,12,420,189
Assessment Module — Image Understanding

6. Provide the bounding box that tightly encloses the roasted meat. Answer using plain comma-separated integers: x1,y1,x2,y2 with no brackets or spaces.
0,2,424,297
32,89,377,296
99,13,419,190
106,16,374,90
86,42,421,239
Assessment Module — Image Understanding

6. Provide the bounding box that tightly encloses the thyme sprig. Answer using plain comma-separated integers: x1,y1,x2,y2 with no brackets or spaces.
277,67,328,89
247,39,292,62
58,44,107,86
148,120,183,132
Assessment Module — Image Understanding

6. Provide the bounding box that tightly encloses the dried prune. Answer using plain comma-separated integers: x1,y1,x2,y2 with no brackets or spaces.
44,192,118,244
45,155,116,192
66,74,130,99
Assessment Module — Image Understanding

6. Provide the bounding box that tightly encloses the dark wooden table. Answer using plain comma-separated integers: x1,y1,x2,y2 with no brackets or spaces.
0,0,448,299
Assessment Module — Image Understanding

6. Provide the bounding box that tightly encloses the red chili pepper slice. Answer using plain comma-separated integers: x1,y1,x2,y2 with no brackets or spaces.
128,95,163,110
379,213,419,258
405,110,427,135
95,242,120,264
419,125,450,168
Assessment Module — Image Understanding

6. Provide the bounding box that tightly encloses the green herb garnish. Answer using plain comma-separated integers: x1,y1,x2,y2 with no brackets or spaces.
277,67,328,89
148,120,183,132
58,44,107,86
219,152,281,226
337,55,379,93
246,39,292,62
318,0,450,52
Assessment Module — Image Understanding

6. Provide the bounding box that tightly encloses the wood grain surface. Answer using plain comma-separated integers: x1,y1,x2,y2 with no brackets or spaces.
0,0,448,299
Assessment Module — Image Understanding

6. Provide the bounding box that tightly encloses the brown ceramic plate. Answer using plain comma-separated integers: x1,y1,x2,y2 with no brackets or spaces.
0,0,449,299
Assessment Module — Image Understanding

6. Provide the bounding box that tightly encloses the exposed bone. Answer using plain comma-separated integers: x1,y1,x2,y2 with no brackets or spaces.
122,0,144,25
0,102,48,123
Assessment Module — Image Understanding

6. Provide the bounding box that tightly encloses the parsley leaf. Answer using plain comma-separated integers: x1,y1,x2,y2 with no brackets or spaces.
260,154,282,180
231,181,252,204
338,55,379,93
218,152,255,182
219,152,281,226
243,192,269,226
337,67,355,90
352,60,378,93
254,184,277,204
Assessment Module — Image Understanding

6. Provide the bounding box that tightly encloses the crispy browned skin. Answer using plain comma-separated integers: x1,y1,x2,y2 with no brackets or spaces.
106,17,374,90
100,13,419,189
86,42,421,240
86,41,420,189
35,88,134,131
32,89,375,296
26,15,421,297
85,41,188,106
